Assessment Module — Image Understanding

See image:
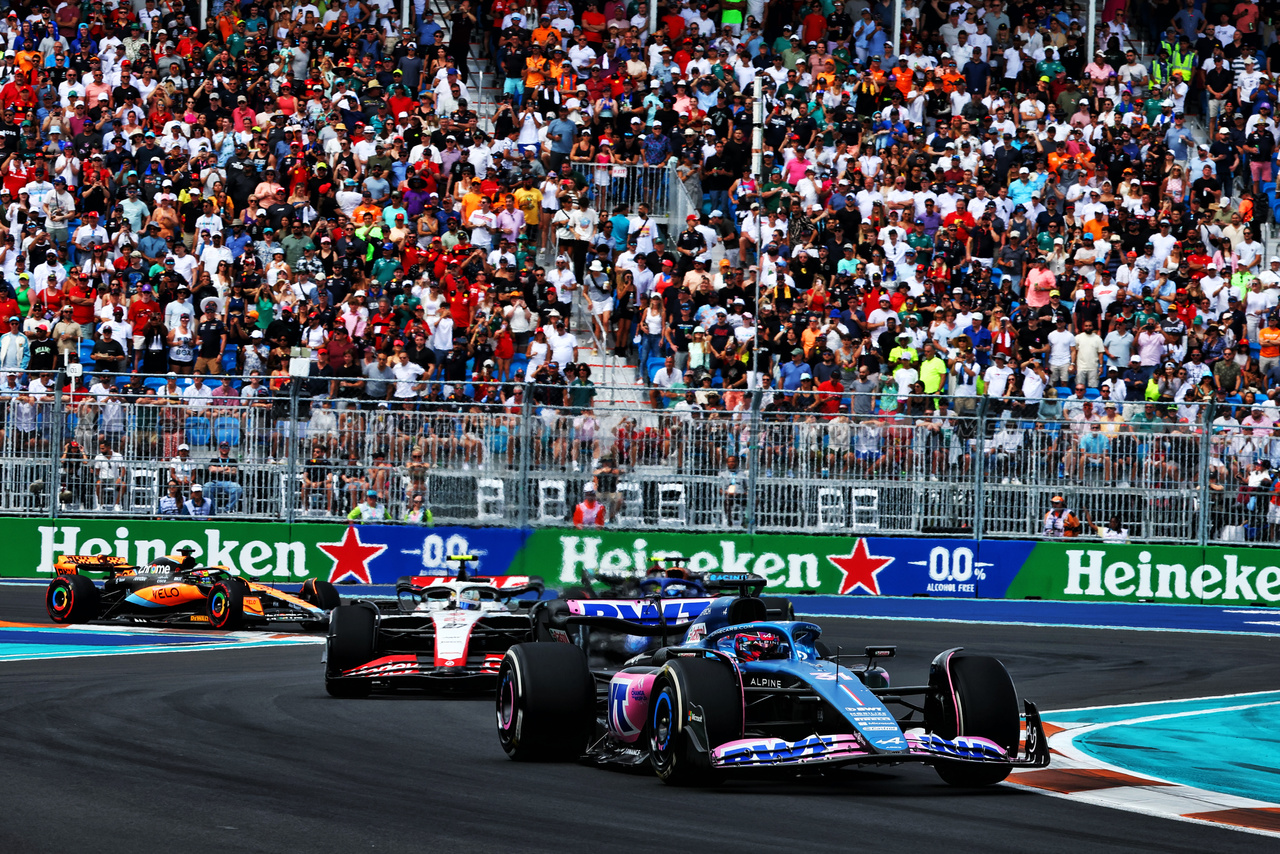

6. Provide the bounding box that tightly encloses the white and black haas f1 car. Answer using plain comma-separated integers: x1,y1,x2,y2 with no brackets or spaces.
323,556,545,697
495,594,1050,787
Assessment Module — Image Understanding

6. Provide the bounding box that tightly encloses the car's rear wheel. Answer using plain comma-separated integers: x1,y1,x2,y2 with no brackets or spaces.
496,642,594,761
325,604,377,698
648,657,743,786
926,652,1019,787
207,580,246,630
46,574,100,624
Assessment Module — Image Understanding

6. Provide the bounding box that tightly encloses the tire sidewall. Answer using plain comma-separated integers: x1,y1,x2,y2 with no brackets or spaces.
208,581,243,629
648,674,684,782
46,577,76,623
496,653,524,754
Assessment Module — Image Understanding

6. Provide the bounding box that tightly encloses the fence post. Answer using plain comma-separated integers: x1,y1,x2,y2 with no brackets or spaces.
285,379,299,524
517,383,532,528
49,376,64,520
1196,400,1215,547
744,388,763,534
973,395,987,541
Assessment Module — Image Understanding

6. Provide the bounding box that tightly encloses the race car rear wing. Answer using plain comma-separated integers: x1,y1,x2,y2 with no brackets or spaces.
54,555,134,575
702,573,768,597
399,575,545,596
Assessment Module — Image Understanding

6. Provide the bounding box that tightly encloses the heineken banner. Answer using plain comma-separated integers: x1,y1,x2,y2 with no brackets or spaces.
18,519,522,585
6,519,1280,605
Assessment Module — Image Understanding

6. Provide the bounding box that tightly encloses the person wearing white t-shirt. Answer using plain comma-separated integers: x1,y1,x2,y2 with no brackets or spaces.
545,255,577,309
1046,317,1077,385
1236,233,1264,275
1148,222,1178,269
983,353,1014,400
468,198,498,249
391,351,426,400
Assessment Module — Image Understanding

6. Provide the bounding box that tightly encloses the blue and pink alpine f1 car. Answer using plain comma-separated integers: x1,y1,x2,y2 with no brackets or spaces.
496,589,1050,786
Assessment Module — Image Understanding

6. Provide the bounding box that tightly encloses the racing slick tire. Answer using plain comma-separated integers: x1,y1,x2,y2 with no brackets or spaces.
496,642,594,761
759,596,795,621
325,604,378,698
46,574,100,624
648,657,743,786
300,579,342,631
925,652,1019,787
208,579,247,631
301,578,342,609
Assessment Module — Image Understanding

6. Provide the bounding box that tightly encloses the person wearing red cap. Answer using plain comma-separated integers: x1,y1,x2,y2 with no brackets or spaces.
674,212,706,277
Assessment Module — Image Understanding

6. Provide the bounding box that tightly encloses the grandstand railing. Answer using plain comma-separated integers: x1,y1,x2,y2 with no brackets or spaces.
5,372,1276,546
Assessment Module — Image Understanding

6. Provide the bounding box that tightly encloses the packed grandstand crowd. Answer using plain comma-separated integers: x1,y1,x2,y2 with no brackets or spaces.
0,0,1279,526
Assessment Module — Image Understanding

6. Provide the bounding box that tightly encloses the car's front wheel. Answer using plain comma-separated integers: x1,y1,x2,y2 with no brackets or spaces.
926,651,1019,787
648,657,743,786
325,604,377,698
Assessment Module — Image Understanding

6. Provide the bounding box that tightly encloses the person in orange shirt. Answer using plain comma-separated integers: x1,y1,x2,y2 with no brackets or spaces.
353,201,383,227
865,56,887,86
1259,314,1280,376
460,186,485,228
524,45,549,94
939,56,964,93
890,58,913,98
531,15,560,49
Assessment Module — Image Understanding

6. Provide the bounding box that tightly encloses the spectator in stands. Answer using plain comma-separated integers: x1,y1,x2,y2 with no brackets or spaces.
183,484,215,518
348,488,390,522
573,484,605,528
205,442,242,513
93,439,125,510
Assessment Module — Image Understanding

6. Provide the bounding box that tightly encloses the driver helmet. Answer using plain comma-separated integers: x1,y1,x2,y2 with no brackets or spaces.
457,587,482,611
736,631,783,662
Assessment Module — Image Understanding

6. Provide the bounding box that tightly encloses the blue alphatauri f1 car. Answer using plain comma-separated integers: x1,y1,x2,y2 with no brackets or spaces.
496,589,1050,786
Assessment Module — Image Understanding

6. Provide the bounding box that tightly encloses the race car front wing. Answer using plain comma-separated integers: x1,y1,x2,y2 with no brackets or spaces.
329,653,508,690
709,701,1052,770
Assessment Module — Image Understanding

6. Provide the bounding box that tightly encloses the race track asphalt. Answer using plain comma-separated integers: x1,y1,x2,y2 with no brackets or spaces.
1,586,1277,854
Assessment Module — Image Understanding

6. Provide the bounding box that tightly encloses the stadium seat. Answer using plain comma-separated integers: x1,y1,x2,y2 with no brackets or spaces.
646,357,665,381
476,478,505,521
510,354,528,376
143,377,166,391
221,346,238,373
213,417,241,447
185,417,211,447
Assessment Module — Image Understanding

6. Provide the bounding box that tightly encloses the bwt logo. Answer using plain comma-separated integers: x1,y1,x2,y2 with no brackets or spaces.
721,735,839,764
578,600,712,623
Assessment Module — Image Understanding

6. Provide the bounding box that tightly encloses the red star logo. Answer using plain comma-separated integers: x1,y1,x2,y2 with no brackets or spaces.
319,526,387,585
828,539,894,596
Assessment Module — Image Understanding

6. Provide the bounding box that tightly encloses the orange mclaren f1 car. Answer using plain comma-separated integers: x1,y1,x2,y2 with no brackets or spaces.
46,552,340,630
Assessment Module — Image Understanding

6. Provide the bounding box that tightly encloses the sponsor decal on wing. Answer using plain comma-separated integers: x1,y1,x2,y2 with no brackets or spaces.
713,734,868,766
568,598,714,623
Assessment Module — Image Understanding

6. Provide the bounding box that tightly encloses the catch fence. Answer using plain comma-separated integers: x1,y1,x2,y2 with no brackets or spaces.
2,374,1273,546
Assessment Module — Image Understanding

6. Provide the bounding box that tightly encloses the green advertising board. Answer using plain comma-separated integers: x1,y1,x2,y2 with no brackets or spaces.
15,518,345,579
1004,542,1280,604
3,518,1279,606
